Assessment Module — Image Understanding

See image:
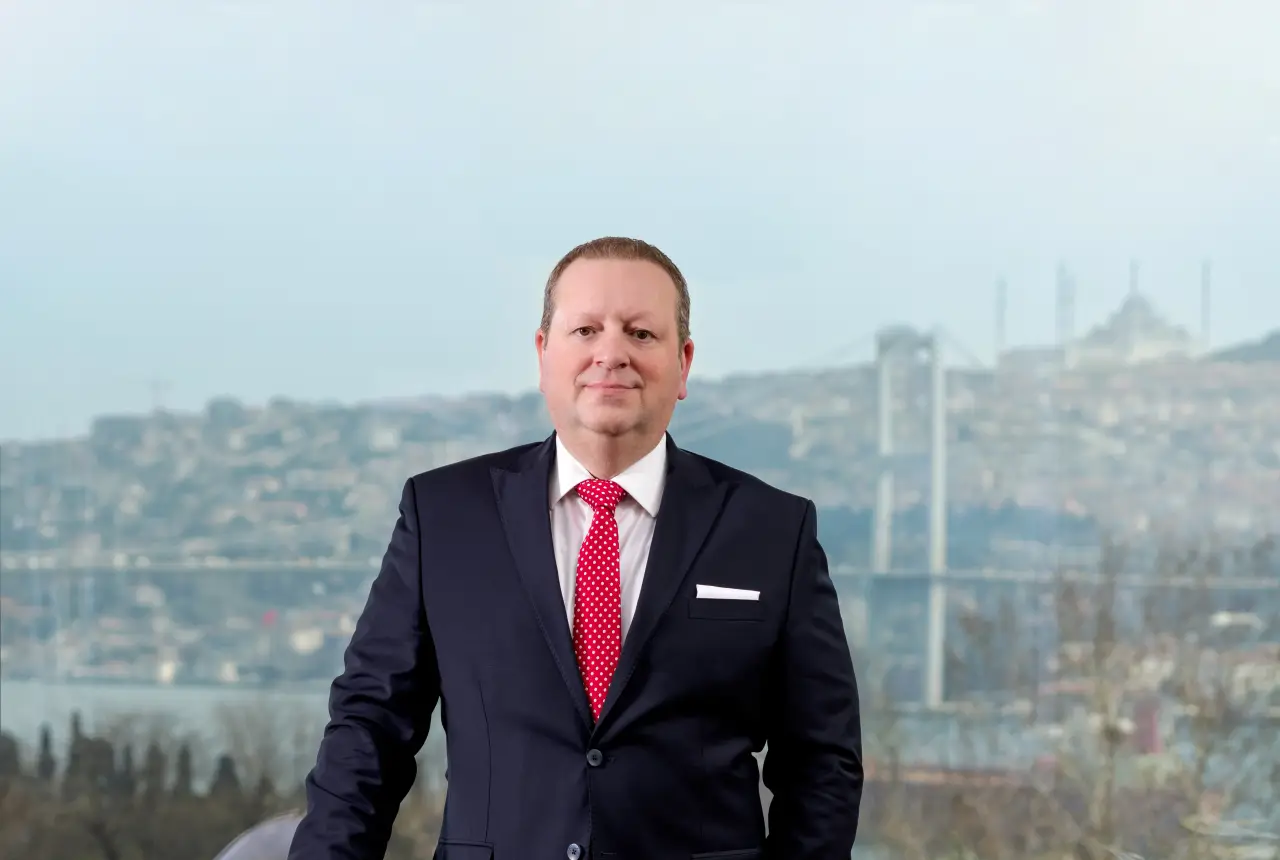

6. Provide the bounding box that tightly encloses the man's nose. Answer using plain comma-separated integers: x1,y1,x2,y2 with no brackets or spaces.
594,331,631,368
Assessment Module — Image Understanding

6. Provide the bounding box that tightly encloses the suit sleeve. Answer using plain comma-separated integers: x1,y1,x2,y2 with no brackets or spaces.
289,478,441,860
762,499,864,859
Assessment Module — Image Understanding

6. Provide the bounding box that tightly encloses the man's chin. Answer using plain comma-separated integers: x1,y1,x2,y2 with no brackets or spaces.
577,409,639,438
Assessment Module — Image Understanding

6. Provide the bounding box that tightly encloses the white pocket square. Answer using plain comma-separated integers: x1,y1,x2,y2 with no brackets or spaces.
696,584,760,601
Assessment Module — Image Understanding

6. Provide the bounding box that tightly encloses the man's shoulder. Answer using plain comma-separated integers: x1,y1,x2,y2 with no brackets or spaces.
679,445,813,515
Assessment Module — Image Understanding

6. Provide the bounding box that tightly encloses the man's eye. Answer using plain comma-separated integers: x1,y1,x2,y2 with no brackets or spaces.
573,327,593,336
633,330,653,340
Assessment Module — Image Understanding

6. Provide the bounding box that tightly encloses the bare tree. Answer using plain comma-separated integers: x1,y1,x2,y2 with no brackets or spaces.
859,534,1278,860
0,701,451,860
1032,535,1276,860
211,697,319,816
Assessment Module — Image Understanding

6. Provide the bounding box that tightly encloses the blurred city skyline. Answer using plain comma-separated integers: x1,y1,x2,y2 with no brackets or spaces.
3,0,1279,440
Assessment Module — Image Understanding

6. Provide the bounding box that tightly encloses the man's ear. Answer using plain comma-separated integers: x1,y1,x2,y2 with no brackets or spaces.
535,328,547,392
677,337,694,401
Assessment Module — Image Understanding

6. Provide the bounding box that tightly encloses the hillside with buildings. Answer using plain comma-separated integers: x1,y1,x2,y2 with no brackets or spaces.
3,309,1278,575
1,294,1276,698
1213,329,1280,364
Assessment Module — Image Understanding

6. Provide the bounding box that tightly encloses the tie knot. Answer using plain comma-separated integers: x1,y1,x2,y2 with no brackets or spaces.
576,479,626,513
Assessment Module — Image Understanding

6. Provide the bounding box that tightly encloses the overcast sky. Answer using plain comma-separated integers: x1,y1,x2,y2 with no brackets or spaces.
2,0,1278,440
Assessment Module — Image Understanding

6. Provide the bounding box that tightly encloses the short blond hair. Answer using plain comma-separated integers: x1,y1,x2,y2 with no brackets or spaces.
540,236,691,345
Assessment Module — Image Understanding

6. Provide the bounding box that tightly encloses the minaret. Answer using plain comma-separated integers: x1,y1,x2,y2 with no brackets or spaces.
995,278,1007,361
1200,259,1212,351
1056,263,1076,366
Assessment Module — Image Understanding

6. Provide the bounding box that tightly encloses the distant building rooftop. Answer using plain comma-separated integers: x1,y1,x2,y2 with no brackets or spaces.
1068,291,1200,368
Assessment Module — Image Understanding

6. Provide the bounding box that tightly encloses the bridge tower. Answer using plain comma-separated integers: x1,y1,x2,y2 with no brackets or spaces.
872,326,949,708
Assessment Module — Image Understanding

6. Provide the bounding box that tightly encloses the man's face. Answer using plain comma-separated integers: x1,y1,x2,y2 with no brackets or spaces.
536,257,694,443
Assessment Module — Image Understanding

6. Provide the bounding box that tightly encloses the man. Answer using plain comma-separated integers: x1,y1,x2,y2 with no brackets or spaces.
289,237,863,860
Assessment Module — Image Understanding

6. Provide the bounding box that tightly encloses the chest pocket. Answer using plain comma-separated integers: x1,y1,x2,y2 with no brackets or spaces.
688,596,765,621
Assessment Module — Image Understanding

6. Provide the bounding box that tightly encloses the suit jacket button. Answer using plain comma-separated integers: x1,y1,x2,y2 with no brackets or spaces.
586,749,603,767
567,843,582,859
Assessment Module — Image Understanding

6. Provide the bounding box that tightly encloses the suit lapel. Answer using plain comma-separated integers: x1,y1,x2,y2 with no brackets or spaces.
491,435,593,730
594,436,729,733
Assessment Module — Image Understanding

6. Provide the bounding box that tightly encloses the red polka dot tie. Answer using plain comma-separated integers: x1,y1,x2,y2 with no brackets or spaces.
572,478,627,721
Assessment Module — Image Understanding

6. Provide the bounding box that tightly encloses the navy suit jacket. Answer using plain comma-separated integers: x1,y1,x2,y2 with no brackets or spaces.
289,433,863,860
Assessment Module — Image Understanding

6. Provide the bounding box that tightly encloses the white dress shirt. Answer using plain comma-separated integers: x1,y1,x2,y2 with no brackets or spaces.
549,435,667,642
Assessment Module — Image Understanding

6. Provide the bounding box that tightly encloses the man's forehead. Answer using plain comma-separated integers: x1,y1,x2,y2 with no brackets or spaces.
551,258,680,326
563,253,672,278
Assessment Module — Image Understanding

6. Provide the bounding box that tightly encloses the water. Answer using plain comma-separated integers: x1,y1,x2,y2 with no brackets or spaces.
0,678,338,785
0,678,333,747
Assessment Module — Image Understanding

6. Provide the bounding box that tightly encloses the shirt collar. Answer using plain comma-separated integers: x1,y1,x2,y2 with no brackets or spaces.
551,434,667,517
